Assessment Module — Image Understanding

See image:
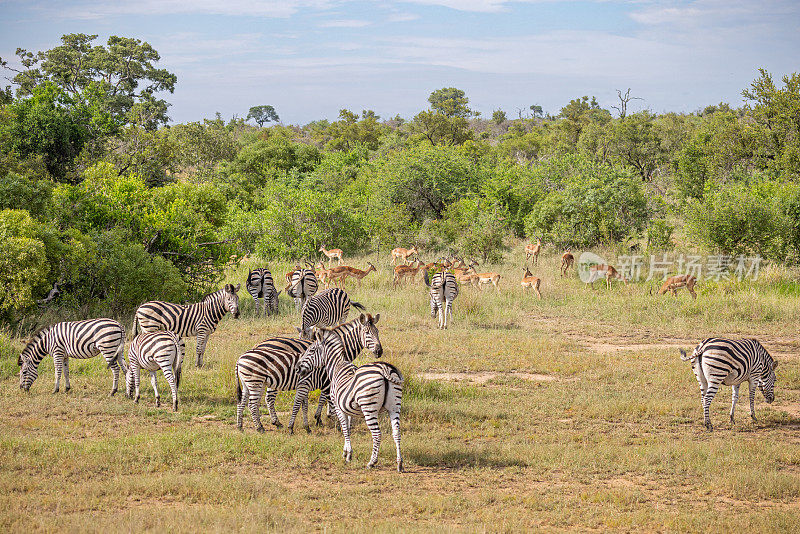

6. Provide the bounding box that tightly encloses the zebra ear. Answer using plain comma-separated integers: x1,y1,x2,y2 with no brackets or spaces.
296,327,302,335
772,360,779,370
234,283,241,292
359,313,367,324
17,354,22,366
225,283,233,293
372,313,380,324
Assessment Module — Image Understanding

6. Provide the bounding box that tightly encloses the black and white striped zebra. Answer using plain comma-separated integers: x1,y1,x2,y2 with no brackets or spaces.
133,283,241,368
296,287,366,340
126,331,185,411
285,268,318,311
424,269,459,329
297,320,403,472
18,318,126,395
235,314,383,434
246,268,281,316
681,338,778,430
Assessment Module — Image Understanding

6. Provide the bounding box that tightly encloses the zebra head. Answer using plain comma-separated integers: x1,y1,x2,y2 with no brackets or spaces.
759,358,778,404
224,283,241,318
18,331,47,391
357,313,383,357
295,329,331,380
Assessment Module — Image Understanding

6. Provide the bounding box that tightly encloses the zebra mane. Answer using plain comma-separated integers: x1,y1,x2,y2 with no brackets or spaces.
20,326,49,361
200,288,224,302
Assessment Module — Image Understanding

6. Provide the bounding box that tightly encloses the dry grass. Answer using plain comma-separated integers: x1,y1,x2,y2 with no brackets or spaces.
2,248,800,532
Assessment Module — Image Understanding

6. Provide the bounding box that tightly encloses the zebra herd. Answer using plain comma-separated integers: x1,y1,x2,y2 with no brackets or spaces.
14,257,785,473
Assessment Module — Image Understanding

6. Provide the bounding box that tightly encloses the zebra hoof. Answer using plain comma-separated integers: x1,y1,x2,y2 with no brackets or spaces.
397,459,404,473
109,388,116,397
256,426,266,434
367,461,377,469
173,403,178,412
289,427,294,435
314,417,322,427
53,388,59,394
304,426,311,434
156,399,161,408
236,424,243,432
705,422,713,431
65,385,71,393
272,421,283,428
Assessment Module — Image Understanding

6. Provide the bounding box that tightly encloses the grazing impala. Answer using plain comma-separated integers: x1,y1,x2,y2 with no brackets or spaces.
658,274,697,300
319,245,344,265
392,260,424,288
469,266,502,293
521,267,542,299
341,262,377,287
326,265,351,289
560,250,574,277
525,239,542,265
587,264,628,290
391,246,419,265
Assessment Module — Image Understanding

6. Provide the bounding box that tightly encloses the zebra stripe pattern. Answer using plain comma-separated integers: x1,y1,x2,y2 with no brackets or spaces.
18,318,126,395
681,337,778,430
297,287,366,340
246,268,280,316
134,283,241,367
126,331,186,411
285,268,318,311
297,318,403,472
424,269,459,329
235,314,383,434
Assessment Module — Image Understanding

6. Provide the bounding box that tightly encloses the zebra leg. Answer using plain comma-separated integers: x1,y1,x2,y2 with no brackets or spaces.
196,331,208,368
730,384,740,423
314,391,329,426
288,383,311,434
363,408,382,469
702,381,721,431
109,357,120,397
150,371,160,407
391,411,403,473
163,366,178,412
748,378,758,422
446,301,453,329
249,383,266,433
52,350,65,393
265,389,282,427
236,379,249,430
62,357,71,393
336,409,352,463
133,364,142,404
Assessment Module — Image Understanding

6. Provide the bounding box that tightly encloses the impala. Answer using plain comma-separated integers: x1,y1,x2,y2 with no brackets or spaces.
341,262,377,287
391,246,419,265
560,250,574,277
525,239,542,265
319,245,344,265
469,266,502,293
521,267,542,299
392,260,424,288
587,264,628,290
658,274,697,300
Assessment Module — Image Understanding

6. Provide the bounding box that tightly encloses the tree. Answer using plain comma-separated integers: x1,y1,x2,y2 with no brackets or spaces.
558,96,611,147
247,105,280,127
1,33,177,128
611,88,643,119
428,87,472,118
492,109,507,125
605,111,666,181
530,104,543,119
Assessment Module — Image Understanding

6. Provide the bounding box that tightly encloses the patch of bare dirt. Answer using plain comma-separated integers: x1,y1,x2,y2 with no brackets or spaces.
420,371,569,383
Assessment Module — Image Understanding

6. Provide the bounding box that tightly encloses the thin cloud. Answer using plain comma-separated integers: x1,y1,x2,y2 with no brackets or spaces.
319,19,371,28
40,0,331,19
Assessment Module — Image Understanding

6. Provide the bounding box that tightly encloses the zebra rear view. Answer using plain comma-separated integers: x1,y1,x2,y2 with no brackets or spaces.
681,337,778,430
126,331,185,411
246,268,281,316
18,318,126,395
296,287,366,340
285,268,318,311
424,269,459,329
134,283,241,367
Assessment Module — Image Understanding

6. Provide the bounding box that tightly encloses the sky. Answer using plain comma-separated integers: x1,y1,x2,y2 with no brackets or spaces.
1,0,798,125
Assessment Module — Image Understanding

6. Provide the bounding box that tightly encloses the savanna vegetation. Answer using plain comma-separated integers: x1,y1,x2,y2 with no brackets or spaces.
1,34,800,531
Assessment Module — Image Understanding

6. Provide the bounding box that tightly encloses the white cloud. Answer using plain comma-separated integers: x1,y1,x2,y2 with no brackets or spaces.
44,0,333,19
319,19,371,27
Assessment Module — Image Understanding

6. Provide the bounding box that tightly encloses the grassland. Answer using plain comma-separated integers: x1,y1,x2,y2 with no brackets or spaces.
2,249,800,532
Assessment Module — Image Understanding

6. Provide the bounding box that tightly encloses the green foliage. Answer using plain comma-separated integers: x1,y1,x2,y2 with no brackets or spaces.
646,219,674,250
440,198,510,263
0,210,49,319
428,87,472,118
492,109,507,125
605,111,665,181
247,105,279,127
0,171,53,218
324,109,385,151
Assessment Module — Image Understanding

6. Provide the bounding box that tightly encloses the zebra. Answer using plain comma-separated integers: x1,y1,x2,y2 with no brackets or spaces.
245,268,281,316
680,338,778,431
285,268,318,311
133,283,241,368
126,331,185,411
296,321,403,472
296,287,366,340
235,313,383,434
18,318,126,395
423,268,459,329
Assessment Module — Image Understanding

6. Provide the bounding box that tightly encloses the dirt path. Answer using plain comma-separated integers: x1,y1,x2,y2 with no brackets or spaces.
420,371,568,383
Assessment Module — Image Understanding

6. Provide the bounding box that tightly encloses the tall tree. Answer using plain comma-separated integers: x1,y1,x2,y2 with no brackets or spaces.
247,105,280,127
428,87,472,118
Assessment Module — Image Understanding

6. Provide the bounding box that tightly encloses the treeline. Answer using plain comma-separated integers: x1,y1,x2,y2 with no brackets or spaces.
1,34,799,327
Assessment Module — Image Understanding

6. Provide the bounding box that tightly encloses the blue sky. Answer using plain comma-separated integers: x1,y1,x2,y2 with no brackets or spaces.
1,0,798,125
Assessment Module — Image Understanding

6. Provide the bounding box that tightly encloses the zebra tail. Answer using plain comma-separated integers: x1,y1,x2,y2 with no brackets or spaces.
377,363,404,386
235,363,242,403
351,300,366,312
131,313,140,339
679,348,695,361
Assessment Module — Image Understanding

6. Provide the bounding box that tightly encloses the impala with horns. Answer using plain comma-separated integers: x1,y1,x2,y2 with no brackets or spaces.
521,267,542,299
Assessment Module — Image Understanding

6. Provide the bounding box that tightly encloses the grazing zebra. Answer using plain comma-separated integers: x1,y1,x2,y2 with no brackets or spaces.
297,322,403,472
296,287,366,340
423,269,459,329
126,331,185,411
18,318,126,395
285,268,318,311
246,268,281,316
680,338,778,430
133,283,241,368
235,314,383,434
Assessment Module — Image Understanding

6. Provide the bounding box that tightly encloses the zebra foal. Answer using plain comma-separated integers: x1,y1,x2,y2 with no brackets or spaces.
296,287,366,340
18,318,126,395
246,268,281,316
126,331,185,411
134,283,241,367
424,268,459,329
681,338,778,430
297,320,403,472
235,314,383,434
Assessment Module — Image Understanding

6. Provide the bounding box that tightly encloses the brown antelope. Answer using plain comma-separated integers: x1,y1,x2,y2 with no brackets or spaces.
658,274,697,300
469,266,502,293
525,239,542,265
341,262,377,287
326,265,351,288
319,245,344,265
314,263,332,289
390,246,419,265
455,270,478,287
560,250,574,277
521,267,542,299
392,260,424,288
587,264,628,290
